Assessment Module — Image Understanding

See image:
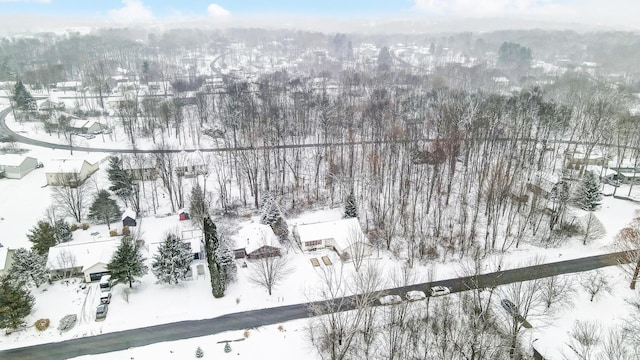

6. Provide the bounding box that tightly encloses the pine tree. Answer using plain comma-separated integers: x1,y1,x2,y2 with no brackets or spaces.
224,342,231,353
204,216,225,298
27,220,57,255
9,248,48,288
0,274,35,330
343,191,358,218
151,233,193,284
12,80,36,110
88,190,122,230
107,236,148,288
189,182,208,228
575,171,602,211
107,156,134,206
195,346,204,358
215,233,237,284
260,192,288,241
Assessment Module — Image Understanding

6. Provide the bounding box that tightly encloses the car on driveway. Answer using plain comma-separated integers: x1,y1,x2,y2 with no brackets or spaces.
406,291,427,301
501,299,519,316
429,286,451,297
100,291,112,304
379,294,403,305
95,304,108,321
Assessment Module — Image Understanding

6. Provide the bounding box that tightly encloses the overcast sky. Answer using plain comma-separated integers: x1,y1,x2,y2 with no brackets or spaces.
0,0,638,32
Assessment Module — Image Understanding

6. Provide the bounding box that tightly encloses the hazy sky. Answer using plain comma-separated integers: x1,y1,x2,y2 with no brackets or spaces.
0,0,638,30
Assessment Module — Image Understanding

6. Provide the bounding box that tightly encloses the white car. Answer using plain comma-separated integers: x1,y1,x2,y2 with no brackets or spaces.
429,286,451,297
406,291,427,301
379,294,403,305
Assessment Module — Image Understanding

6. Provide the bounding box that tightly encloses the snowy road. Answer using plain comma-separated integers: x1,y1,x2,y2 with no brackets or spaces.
1,249,635,360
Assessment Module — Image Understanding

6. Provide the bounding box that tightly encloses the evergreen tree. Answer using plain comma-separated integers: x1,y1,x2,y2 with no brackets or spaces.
215,233,237,284
195,346,204,358
9,248,48,288
0,274,35,330
343,191,358,219
260,192,289,241
151,233,193,284
574,171,602,211
377,46,393,72
189,182,208,228
224,343,231,353
12,80,36,110
53,219,72,243
27,220,57,255
204,216,225,298
497,42,532,69
107,236,148,288
107,156,134,206
88,190,122,230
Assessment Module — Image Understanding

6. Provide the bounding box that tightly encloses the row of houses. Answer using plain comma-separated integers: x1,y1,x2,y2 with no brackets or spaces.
0,154,101,186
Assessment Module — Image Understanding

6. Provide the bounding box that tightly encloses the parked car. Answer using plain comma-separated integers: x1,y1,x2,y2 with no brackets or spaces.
406,290,427,301
35,162,44,168
429,286,451,297
95,304,108,321
379,294,403,305
501,299,519,316
100,291,112,304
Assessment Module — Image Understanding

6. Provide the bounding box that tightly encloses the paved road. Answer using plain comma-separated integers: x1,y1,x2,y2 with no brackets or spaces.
1,250,633,360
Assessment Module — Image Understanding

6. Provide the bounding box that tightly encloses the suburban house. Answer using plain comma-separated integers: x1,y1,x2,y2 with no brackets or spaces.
45,158,100,186
234,223,282,259
68,119,105,134
38,99,65,111
0,246,15,276
54,81,82,92
294,218,373,260
46,239,120,282
149,229,204,261
175,150,208,178
125,158,157,181
0,154,38,179
122,209,137,227
607,167,640,184
566,151,608,168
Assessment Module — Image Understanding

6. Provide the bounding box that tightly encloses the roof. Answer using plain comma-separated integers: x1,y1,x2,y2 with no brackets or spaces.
47,158,91,173
69,119,102,130
296,218,367,253
47,239,120,272
0,154,36,167
122,209,136,220
235,223,281,254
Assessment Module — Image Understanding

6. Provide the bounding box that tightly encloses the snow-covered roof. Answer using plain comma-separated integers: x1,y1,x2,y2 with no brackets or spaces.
69,119,102,129
296,218,367,253
47,239,120,272
122,209,136,220
235,223,281,254
48,158,90,173
0,154,35,167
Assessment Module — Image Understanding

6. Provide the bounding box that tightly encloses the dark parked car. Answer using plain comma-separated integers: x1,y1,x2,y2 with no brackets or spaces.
501,299,519,316
95,304,108,321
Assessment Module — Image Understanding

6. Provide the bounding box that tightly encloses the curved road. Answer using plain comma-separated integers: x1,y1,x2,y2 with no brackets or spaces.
1,250,633,360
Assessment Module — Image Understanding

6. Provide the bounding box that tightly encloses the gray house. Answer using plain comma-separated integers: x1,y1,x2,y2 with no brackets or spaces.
0,155,38,179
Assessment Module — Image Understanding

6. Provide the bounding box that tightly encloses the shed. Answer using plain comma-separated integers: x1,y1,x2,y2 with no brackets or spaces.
0,155,38,179
122,209,137,227
178,209,190,221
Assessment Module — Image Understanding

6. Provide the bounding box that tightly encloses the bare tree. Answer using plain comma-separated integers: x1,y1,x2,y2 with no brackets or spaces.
53,250,77,279
580,270,611,302
580,213,606,246
50,173,90,223
600,327,632,360
344,221,370,272
614,214,640,289
567,320,601,360
539,274,575,311
248,254,293,296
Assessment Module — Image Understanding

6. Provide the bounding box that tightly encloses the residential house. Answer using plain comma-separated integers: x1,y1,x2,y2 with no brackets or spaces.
607,167,640,184
0,155,38,179
294,218,373,260
46,239,120,282
149,229,204,262
54,81,81,92
175,150,208,178
68,119,105,134
122,209,137,227
124,158,157,181
38,99,65,111
234,223,282,259
0,246,15,276
45,158,100,186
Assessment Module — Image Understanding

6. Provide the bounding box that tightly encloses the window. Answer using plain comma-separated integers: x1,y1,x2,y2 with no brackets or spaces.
305,240,322,248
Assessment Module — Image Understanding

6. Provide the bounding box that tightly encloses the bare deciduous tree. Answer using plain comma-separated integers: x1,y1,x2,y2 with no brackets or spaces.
580,270,611,302
614,214,640,289
567,320,601,360
50,173,90,223
248,254,293,296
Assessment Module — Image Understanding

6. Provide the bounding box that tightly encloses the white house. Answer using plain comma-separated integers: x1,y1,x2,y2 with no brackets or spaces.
0,154,38,179
68,119,104,134
46,239,120,282
45,158,100,186
0,247,15,276
294,218,373,260
149,229,204,261
175,150,208,178
233,223,282,259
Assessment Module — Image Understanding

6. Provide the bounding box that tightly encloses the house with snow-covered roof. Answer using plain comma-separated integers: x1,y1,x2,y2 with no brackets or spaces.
45,158,100,186
233,223,282,259
0,246,15,277
68,119,105,134
46,239,120,282
0,154,38,179
122,209,137,227
294,218,372,261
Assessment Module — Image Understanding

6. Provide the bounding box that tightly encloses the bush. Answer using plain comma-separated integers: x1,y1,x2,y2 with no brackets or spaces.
57,314,77,332
277,324,284,332
243,329,250,338
81,223,89,230
122,226,130,236
109,230,118,237
34,318,50,331
70,223,79,231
